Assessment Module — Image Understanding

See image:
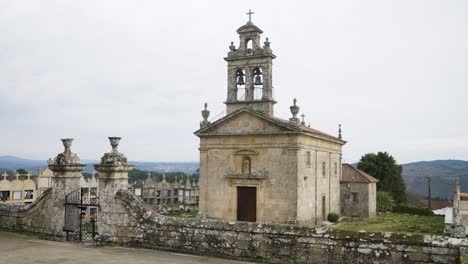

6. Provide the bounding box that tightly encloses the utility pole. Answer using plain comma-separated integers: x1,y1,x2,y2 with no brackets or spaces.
427,176,432,209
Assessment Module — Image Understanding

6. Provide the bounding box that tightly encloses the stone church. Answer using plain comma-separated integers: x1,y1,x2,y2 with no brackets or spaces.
194,18,346,225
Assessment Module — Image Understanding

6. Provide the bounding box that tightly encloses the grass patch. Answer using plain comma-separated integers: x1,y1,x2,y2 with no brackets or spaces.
163,210,198,218
334,213,445,235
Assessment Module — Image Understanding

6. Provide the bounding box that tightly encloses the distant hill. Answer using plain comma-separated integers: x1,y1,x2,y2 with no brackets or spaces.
2,156,466,198
402,160,468,200
0,156,199,174
0,156,46,172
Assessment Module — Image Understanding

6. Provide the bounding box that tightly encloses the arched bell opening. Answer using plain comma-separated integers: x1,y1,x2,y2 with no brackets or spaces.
236,69,246,101
253,67,263,100
246,39,253,55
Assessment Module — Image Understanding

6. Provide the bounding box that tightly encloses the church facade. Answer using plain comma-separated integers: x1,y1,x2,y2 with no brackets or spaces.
195,19,346,225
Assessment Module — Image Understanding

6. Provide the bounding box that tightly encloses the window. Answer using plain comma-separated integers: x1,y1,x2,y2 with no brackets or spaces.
352,192,358,203
334,162,338,176
24,190,34,200
135,188,142,196
90,208,97,217
168,190,172,197
322,162,326,178
13,191,21,200
306,152,311,167
156,190,161,197
90,188,97,196
0,191,10,201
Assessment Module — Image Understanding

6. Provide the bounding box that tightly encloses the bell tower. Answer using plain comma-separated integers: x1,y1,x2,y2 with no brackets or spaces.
225,12,276,116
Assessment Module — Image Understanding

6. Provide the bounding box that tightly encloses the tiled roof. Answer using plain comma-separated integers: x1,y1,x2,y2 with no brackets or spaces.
419,199,449,210
269,115,343,141
341,163,378,183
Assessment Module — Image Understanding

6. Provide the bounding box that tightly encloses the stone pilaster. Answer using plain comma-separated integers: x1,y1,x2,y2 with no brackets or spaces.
94,137,133,241
48,138,86,237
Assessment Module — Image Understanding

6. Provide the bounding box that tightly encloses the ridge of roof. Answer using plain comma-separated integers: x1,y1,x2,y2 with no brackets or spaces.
341,163,378,183
195,107,345,143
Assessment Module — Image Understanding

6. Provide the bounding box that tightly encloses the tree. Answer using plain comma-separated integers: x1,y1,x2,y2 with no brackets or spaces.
16,168,28,174
357,152,407,204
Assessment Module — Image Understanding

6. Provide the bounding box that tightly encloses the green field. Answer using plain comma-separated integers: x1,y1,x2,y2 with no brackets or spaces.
333,213,445,235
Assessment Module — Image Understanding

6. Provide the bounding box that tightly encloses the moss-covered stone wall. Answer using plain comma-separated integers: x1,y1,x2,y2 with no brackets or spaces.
0,189,62,239
107,190,468,264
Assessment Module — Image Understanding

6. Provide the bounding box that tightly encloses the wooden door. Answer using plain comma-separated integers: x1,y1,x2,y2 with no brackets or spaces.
237,187,256,222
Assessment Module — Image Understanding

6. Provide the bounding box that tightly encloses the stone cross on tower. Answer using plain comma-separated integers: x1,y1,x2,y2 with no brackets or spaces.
2,171,7,181
246,9,254,22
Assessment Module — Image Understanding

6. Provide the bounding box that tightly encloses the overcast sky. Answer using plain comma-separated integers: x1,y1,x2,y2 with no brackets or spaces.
0,0,466,164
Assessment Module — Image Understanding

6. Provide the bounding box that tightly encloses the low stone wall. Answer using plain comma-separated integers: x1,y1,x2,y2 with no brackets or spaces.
0,188,59,238
106,190,467,264
1,188,467,263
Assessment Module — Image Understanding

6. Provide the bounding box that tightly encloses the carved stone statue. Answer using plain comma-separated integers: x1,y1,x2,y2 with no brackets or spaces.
242,157,251,174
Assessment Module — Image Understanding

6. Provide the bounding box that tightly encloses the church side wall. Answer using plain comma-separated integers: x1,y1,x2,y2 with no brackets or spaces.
296,135,342,224
102,190,465,264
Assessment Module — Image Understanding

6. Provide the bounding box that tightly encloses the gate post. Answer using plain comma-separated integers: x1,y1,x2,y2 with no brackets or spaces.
48,138,86,238
94,137,133,240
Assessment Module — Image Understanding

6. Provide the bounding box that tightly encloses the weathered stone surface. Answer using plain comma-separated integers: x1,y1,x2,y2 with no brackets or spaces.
95,189,468,264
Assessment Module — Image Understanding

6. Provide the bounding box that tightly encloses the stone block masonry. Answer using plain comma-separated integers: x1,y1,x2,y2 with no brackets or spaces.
1,187,468,263
102,189,467,264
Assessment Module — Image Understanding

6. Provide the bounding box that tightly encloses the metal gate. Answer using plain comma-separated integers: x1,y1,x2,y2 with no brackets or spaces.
64,188,98,242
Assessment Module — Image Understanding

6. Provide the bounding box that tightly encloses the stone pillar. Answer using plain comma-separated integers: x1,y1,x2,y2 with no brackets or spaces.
94,137,133,241
48,138,86,237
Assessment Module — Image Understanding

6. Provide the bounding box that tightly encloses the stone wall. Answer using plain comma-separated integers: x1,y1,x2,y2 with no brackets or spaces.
0,188,59,238
104,190,467,264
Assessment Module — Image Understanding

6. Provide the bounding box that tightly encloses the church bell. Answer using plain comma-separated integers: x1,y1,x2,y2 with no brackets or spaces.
237,75,245,85
253,75,263,85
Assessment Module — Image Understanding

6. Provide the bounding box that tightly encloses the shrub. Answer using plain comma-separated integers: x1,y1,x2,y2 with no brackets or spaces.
377,191,395,212
392,205,434,216
327,212,339,222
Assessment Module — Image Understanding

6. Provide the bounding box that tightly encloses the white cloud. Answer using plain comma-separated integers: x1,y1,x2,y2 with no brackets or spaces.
0,0,467,163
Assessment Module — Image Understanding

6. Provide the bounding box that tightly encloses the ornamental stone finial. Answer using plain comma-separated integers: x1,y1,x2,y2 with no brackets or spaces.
338,124,342,139
200,103,211,128
99,137,128,166
51,138,81,165
229,42,236,51
289,98,300,126
15,172,19,180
